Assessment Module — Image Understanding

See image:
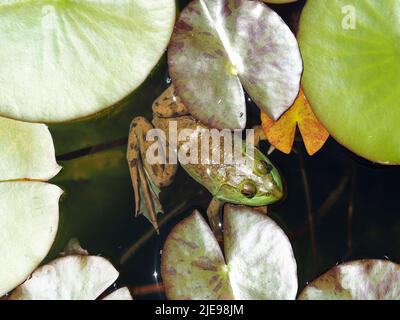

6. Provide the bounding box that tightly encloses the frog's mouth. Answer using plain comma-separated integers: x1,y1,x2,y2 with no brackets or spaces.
215,183,283,207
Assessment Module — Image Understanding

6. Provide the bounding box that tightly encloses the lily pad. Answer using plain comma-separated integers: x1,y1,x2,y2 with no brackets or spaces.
161,205,298,300
168,0,302,129
298,0,400,164
299,260,400,300
264,1,298,3
0,0,175,123
8,255,121,300
103,287,133,301
0,117,62,297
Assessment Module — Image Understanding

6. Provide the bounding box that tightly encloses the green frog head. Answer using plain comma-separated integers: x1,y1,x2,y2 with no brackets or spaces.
214,147,284,207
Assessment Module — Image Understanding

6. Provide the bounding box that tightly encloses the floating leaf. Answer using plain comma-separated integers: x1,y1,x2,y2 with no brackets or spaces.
161,210,233,300
0,117,62,297
161,205,297,300
0,0,176,123
261,88,329,155
299,260,400,300
263,0,298,3
298,0,400,164
60,238,89,257
169,0,302,129
0,118,61,180
9,255,120,300
103,287,133,301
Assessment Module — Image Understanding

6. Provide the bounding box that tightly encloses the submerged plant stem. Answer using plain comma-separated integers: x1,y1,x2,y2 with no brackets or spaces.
298,148,317,257
56,137,128,161
119,191,205,265
132,283,165,296
347,165,357,252
292,174,349,239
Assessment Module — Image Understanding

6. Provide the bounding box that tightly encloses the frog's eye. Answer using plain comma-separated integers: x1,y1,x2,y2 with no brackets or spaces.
240,181,257,198
254,160,273,176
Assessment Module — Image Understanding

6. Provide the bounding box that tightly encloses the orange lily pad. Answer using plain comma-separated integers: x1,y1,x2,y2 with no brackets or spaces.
261,89,329,155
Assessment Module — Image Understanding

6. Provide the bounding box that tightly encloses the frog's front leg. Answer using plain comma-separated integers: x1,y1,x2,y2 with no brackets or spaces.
206,198,268,244
207,198,225,244
127,117,177,232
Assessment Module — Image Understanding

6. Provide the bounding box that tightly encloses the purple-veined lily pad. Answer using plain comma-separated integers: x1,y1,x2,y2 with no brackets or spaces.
299,260,400,300
298,0,400,164
161,210,233,300
161,205,298,300
224,205,298,299
168,0,303,129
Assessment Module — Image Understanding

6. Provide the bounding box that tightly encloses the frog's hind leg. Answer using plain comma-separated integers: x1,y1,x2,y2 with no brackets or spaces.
152,85,189,118
127,117,177,232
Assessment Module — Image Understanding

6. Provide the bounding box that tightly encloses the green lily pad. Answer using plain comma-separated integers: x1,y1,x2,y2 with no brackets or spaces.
8,255,120,300
168,0,302,129
299,260,400,300
0,0,175,123
161,205,298,300
298,0,400,164
0,117,62,297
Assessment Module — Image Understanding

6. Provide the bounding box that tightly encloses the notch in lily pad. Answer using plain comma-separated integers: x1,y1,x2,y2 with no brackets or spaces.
168,0,303,130
161,205,298,300
0,117,62,297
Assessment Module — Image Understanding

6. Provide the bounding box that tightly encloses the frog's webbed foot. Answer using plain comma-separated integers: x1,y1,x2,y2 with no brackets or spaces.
207,198,225,244
127,117,177,232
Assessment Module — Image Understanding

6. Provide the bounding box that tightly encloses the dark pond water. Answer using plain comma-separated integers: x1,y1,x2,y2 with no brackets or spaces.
46,0,400,299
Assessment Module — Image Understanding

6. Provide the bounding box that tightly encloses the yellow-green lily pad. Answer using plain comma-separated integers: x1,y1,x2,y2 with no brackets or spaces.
298,0,400,164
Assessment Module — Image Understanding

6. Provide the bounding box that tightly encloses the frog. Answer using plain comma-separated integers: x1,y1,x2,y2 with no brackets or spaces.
127,85,283,241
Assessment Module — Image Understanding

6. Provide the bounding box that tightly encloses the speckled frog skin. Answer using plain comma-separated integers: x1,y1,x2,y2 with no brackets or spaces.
127,85,283,240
